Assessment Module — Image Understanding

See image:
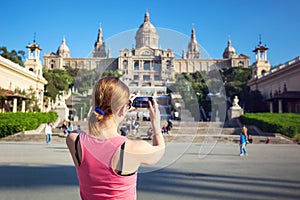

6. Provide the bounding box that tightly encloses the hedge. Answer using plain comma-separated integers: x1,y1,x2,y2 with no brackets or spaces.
239,113,300,138
0,112,58,138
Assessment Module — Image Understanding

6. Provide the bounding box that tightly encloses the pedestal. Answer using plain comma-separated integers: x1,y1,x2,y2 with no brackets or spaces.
228,107,244,119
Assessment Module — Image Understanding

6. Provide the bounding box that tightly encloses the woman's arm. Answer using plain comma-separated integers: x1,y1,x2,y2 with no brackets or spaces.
66,133,81,167
126,99,165,166
148,99,165,148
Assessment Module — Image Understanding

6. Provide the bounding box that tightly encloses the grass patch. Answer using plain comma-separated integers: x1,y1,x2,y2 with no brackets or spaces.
0,112,58,138
239,113,300,138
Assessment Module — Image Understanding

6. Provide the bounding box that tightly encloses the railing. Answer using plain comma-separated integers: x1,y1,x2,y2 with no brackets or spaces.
257,56,300,79
43,89,72,112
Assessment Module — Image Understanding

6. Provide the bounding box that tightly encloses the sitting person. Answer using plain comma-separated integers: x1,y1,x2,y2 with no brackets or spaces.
161,123,167,134
147,127,153,139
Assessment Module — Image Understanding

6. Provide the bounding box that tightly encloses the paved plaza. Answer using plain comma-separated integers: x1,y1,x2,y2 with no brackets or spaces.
0,141,299,200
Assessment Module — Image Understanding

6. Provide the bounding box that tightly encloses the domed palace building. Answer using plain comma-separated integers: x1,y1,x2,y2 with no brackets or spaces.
43,11,250,91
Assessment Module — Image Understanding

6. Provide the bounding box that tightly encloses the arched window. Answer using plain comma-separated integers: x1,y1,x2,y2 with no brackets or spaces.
154,61,161,72
134,62,139,70
238,61,244,67
166,60,171,69
144,61,150,70
50,59,55,69
123,60,128,69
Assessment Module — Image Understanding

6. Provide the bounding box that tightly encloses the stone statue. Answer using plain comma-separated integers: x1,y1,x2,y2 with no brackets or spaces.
232,96,241,108
228,95,244,122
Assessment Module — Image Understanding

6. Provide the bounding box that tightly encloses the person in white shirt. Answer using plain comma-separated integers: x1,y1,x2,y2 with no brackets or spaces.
45,122,52,144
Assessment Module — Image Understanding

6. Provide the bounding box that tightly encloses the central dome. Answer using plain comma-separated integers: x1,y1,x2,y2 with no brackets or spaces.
135,11,159,49
57,37,70,58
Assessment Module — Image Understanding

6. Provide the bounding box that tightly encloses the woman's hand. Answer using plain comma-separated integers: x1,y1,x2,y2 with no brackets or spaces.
148,98,161,132
128,94,137,112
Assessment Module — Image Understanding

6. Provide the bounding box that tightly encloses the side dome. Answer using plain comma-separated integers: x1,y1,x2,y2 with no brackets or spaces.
223,39,236,58
135,11,159,49
57,37,70,58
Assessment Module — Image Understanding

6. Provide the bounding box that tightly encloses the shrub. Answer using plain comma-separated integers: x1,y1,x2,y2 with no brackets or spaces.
240,113,300,138
0,112,58,138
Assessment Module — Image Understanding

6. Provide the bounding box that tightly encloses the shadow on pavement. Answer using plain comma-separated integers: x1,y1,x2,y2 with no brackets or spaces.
0,165,78,188
137,168,300,199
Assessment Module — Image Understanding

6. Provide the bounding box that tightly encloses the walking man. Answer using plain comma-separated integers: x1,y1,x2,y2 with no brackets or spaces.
45,122,52,144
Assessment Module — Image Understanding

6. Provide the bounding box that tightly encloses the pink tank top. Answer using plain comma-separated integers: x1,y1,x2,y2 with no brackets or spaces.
76,132,137,200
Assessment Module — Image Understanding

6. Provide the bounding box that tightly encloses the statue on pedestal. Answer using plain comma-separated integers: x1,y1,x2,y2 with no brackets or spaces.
228,95,244,121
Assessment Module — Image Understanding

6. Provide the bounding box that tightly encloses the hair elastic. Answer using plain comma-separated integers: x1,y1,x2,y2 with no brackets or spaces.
95,107,105,116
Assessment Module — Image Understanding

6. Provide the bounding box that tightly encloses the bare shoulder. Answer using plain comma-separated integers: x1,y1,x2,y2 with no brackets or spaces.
125,139,155,154
125,139,164,166
66,133,79,149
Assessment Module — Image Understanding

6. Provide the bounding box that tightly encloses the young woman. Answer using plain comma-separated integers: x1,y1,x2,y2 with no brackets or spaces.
240,126,248,156
66,77,165,199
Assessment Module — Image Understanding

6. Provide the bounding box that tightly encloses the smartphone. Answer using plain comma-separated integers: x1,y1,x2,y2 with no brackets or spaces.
132,96,153,108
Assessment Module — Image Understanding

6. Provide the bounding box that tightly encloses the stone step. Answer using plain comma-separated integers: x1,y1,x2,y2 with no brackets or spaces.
180,109,192,115
71,121,227,133
130,134,295,144
3,129,295,145
182,117,195,121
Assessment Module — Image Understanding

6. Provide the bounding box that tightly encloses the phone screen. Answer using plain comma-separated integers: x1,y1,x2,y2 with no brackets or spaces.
132,97,153,108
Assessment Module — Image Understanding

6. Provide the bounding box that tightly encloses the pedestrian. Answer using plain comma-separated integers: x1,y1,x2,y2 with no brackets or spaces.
62,121,68,136
72,124,84,134
166,118,173,134
67,121,73,134
132,117,140,135
240,126,248,156
120,126,128,136
147,127,153,139
174,110,179,120
45,122,52,144
248,134,253,144
66,77,165,199
125,117,131,134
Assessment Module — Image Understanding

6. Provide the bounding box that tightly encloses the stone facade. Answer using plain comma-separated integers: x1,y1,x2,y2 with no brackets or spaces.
0,40,47,111
248,41,300,113
43,11,250,89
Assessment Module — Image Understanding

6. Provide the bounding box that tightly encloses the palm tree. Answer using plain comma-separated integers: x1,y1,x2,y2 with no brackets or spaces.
0,46,24,66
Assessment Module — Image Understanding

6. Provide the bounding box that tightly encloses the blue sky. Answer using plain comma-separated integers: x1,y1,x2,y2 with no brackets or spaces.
1,0,299,66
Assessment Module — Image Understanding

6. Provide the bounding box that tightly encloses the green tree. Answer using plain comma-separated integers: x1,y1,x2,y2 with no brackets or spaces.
43,69,74,100
102,70,122,78
0,46,25,66
73,69,122,94
25,87,40,112
168,67,268,119
64,65,79,78
221,67,267,112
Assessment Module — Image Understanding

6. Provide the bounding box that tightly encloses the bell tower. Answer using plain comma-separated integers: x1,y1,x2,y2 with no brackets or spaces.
24,33,43,78
251,36,270,79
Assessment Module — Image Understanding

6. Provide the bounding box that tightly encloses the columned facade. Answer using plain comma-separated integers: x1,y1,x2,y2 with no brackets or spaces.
44,11,250,95
0,39,47,112
248,53,300,113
